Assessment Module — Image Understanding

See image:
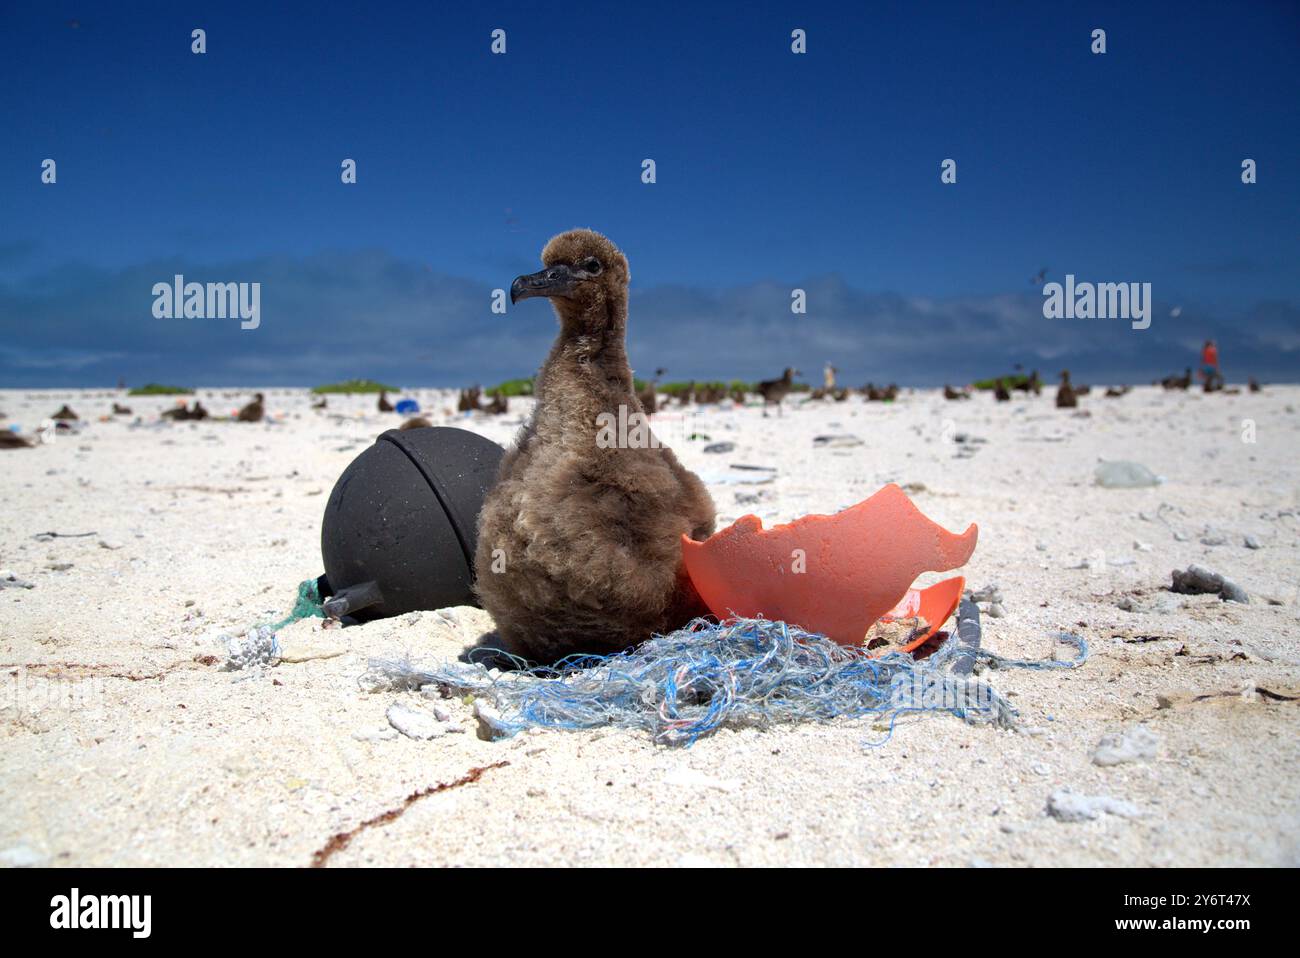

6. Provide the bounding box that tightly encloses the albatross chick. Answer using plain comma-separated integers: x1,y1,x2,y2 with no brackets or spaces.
475,229,716,661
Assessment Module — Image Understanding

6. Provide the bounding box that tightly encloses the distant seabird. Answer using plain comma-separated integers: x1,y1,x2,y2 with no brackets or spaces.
1013,370,1042,395
757,368,799,415
637,368,666,415
1056,371,1078,408
457,387,482,412
163,400,209,421
696,384,728,404
237,393,265,422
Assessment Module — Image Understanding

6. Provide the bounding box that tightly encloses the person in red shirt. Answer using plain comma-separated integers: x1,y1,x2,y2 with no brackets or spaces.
1201,340,1222,389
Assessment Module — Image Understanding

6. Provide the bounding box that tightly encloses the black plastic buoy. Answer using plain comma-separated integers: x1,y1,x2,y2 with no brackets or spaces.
318,427,504,622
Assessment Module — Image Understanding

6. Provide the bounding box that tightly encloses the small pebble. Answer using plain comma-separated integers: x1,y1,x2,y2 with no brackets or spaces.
1170,564,1248,604
416,690,453,723
1095,460,1161,489
1046,789,1142,822
474,701,514,741
386,702,445,740
0,570,36,590
812,435,864,448
0,844,46,867
352,728,399,742
1220,579,1249,604
1092,725,1160,767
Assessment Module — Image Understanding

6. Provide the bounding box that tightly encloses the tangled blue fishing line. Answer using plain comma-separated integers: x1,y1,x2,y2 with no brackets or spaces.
362,616,1088,746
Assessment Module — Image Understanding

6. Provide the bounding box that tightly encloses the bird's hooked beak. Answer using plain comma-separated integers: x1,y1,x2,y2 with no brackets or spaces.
510,264,577,304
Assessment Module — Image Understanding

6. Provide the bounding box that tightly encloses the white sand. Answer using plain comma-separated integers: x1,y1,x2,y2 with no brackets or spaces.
2,385,1298,867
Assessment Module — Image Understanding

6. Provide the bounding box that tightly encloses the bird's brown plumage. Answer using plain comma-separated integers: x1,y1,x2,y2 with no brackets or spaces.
1056,371,1078,408
757,368,798,414
637,368,665,415
237,392,264,422
474,230,716,661
457,386,482,412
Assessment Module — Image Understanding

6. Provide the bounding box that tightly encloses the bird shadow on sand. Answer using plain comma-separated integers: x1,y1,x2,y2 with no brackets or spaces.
458,628,528,671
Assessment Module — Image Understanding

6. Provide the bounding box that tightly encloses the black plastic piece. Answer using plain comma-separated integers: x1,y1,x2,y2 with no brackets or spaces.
318,427,505,622
322,580,384,619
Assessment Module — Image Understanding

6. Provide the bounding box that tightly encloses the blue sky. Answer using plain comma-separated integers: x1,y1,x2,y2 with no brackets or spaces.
2,1,1297,387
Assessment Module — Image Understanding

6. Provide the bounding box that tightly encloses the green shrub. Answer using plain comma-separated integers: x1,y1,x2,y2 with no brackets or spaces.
127,383,194,396
972,374,1031,390
486,377,535,397
311,379,398,394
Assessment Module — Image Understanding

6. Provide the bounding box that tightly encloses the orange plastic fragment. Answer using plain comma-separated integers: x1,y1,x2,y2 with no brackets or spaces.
680,483,978,646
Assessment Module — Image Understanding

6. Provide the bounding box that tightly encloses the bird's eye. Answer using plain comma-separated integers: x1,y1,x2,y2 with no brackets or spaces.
580,258,602,275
